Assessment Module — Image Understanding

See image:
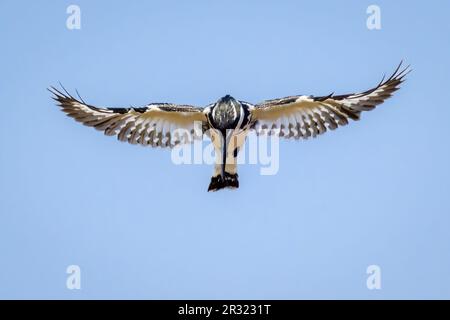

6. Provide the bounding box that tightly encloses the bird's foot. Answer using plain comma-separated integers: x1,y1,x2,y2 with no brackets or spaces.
207,173,239,192
224,173,239,189
208,175,225,192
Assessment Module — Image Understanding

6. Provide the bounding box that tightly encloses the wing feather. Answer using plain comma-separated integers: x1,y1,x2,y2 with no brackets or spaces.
50,87,207,148
251,62,410,139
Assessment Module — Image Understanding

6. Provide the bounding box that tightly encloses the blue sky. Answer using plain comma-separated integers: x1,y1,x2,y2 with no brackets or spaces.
1,0,449,299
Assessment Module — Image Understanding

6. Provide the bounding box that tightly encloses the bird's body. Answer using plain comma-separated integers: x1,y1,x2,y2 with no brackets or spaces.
204,95,253,191
50,63,409,192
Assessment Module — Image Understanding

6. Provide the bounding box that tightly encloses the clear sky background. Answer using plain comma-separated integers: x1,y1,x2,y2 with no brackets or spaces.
1,1,449,299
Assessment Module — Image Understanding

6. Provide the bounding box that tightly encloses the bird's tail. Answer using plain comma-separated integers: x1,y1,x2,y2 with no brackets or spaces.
207,173,239,192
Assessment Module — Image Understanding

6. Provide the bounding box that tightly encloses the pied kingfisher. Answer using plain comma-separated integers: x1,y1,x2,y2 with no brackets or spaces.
50,62,409,192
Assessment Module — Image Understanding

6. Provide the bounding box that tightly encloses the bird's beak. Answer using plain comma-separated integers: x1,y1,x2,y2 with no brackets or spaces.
220,129,234,179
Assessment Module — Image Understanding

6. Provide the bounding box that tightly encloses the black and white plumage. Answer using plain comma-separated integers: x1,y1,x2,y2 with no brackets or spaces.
50,62,409,192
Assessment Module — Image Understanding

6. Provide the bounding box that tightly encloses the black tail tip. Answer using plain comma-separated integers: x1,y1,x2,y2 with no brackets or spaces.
208,173,239,192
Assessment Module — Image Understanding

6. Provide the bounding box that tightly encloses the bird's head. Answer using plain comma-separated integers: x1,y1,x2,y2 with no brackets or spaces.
210,95,241,130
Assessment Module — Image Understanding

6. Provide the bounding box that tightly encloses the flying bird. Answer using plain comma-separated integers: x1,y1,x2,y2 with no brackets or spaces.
50,62,409,192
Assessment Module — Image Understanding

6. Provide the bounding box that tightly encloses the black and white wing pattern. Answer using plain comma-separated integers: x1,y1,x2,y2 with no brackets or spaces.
251,63,410,139
50,87,207,148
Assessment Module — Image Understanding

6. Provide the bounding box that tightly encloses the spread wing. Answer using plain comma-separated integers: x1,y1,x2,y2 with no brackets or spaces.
50,87,207,148
251,62,410,139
